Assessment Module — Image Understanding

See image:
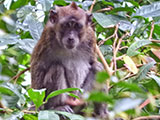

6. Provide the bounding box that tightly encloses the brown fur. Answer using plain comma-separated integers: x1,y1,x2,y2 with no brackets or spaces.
30,2,107,118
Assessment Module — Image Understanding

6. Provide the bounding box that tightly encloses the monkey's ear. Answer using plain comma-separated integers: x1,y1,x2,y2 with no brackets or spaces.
86,12,92,24
49,9,58,24
70,2,78,10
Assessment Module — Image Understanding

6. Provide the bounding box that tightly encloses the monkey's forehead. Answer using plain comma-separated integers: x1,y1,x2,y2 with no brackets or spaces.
57,6,86,20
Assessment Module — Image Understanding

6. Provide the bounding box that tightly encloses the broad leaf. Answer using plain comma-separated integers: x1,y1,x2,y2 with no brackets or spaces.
127,40,151,57
88,91,113,103
0,83,26,104
18,39,37,54
28,88,46,110
45,88,81,102
96,71,109,83
123,55,138,74
38,111,59,120
39,0,52,11
93,13,127,28
136,62,155,81
55,111,85,120
133,2,160,18
17,5,35,20
116,81,142,92
24,14,43,41
23,114,38,120
114,98,142,113
0,35,19,46
149,74,160,87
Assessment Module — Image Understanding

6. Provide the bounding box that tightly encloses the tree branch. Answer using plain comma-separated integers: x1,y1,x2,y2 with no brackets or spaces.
149,21,154,40
11,67,30,84
133,115,160,120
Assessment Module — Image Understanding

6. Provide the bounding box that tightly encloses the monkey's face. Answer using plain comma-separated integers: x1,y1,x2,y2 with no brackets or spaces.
49,2,92,50
58,18,83,50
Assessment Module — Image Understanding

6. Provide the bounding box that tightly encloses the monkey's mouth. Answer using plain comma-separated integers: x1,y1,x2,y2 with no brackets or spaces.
66,44,75,49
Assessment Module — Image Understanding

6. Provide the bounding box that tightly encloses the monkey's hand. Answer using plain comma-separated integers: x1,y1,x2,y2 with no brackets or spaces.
65,97,84,106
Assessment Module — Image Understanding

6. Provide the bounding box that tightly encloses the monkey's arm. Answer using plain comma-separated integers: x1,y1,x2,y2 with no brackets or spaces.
81,61,103,91
31,62,46,89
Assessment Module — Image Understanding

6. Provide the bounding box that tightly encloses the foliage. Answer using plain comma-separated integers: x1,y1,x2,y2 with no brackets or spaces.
0,0,160,120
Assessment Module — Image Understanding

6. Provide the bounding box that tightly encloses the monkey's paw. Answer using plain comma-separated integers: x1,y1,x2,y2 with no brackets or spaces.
55,105,74,113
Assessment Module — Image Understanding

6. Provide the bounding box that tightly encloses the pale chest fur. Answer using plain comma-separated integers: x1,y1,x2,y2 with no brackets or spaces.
62,58,91,88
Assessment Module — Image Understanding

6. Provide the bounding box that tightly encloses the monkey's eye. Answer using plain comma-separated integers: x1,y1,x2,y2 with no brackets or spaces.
74,23,82,30
62,22,72,28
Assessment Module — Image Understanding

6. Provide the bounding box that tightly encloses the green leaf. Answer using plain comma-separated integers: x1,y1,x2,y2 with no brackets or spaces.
38,111,59,120
17,5,35,20
4,112,24,120
99,45,112,56
23,114,38,120
28,88,46,110
88,91,113,104
110,7,135,13
53,0,67,6
149,74,160,87
67,93,80,99
0,86,13,95
116,81,142,92
25,14,43,41
39,0,52,11
93,13,127,28
114,98,142,113
133,2,160,18
45,88,81,102
136,62,155,81
10,0,29,10
127,40,152,57
0,35,19,46
18,39,37,54
0,83,26,104
55,111,85,120
96,71,109,83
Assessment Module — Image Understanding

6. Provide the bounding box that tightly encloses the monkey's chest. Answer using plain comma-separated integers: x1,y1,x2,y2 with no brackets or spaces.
63,60,91,88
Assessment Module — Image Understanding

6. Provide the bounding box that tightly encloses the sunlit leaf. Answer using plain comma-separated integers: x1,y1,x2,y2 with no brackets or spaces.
127,40,152,57
24,14,43,41
39,0,52,11
116,81,142,92
45,88,81,102
149,74,160,87
28,88,46,110
93,13,127,28
88,91,113,103
38,111,59,120
133,2,160,18
136,62,155,81
23,114,38,120
55,111,85,120
114,98,142,113
96,71,109,83
123,55,138,74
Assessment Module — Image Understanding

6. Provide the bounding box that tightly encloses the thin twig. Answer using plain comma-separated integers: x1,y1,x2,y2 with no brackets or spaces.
95,45,113,76
118,46,128,50
151,39,160,43
133,115,160,120
149,21,154,40
112,24,119,71
89,0,96,12
22,110,37,114
96,7,113,12
98,24,119,46
11,67,30,84
112,31,129,72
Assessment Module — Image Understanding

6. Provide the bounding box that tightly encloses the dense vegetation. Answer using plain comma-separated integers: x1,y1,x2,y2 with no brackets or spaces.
0,0,160,120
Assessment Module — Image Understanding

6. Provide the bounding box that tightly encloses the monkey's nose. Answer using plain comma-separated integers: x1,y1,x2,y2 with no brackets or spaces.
68,38,74,44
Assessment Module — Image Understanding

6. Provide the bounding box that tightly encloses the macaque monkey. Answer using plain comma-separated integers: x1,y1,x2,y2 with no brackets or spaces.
30,2,107,117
